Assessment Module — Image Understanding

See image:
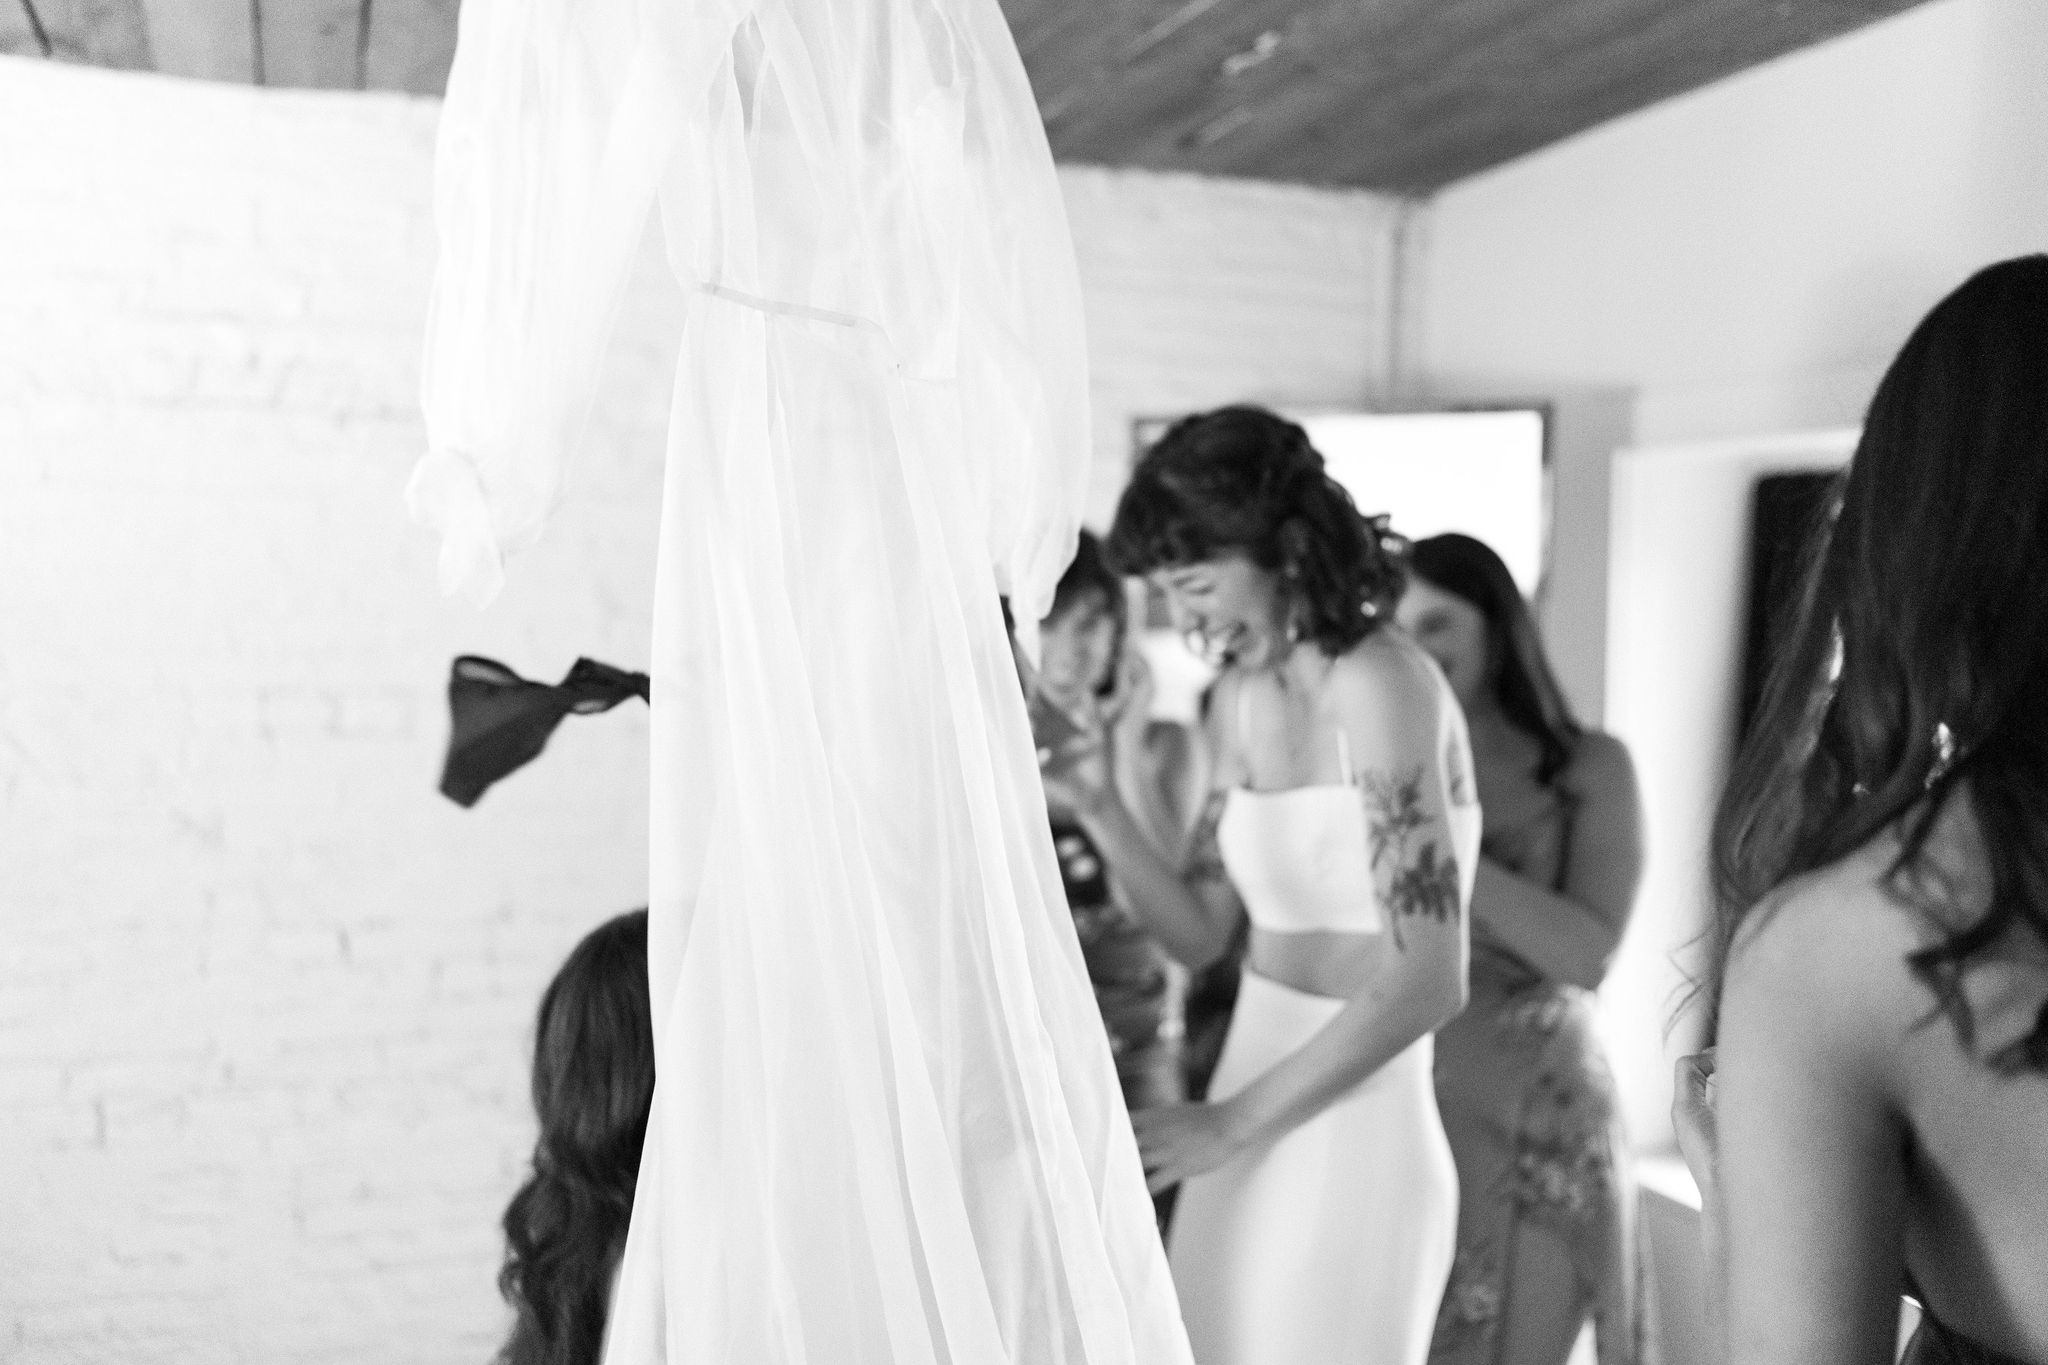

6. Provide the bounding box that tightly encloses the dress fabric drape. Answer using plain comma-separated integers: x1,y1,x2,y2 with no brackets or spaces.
410,2,1192,1362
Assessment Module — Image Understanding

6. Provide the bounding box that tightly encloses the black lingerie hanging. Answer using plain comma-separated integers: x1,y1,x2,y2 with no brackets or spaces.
436,655,649,807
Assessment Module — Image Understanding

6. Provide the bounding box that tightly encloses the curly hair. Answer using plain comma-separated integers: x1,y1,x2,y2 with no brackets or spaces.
1103,405,1406,657
1708,255,2048,1072
497,909,654,1365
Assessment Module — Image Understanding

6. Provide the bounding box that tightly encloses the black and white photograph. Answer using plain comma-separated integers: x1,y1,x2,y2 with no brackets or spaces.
4,1,2045,1362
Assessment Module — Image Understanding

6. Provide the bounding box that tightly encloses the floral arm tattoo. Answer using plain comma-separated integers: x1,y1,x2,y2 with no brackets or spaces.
1182,789,1233,887
1361,766,1462,949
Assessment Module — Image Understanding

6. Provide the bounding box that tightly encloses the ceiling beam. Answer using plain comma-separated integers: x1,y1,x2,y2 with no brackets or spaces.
1,0,52,58
1291,0,1928,190
15,0,151,68
362,0,453,95
135,0,253,82
255,0,362,88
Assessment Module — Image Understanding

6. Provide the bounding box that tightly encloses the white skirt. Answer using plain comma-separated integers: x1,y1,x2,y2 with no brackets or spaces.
1168,970,1459,1365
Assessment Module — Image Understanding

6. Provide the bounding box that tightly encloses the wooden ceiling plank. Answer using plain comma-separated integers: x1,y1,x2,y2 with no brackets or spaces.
1129,0,1930,190
1040,0,1315,155
27,0,151,68
1107,0,1405,168
1147,0,1612,183
136,0,253,82
1,0,49,58
1145,0,1618,171
1009,0,1188,115
1315,0,1933,189
256,0,362,88
17,0,1945,196
362,0,455,95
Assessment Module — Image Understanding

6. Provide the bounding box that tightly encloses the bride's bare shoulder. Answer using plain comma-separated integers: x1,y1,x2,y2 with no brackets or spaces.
1327,629,1445,717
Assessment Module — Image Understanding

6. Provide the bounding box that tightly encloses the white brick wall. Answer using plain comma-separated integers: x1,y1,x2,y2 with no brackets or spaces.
0,57,1396,1363
1062,164,1400,518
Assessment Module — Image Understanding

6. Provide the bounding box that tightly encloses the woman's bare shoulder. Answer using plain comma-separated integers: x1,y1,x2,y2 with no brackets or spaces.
1723,847,1933,1087
1328,630,1446,718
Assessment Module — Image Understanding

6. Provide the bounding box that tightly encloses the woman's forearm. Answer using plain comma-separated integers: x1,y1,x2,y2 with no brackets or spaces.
1074,793,1234,968
1472,857,1624,990
1111,742,1184,867
1221,950,1464,1146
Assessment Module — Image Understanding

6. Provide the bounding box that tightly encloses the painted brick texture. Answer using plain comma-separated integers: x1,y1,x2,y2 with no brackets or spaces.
0,57,1394,1363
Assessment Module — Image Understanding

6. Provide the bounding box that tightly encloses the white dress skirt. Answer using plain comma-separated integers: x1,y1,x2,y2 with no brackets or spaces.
411,0,1195,1360
1168,969,1459,1365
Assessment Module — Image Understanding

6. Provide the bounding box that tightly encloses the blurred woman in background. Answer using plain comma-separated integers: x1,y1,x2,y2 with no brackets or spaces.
496,910,655,1365
1680,257,2048,1365
1397,534,1650,1365
1034,531,1200,1113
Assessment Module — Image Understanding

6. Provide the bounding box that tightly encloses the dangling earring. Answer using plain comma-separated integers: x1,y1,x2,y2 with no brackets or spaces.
1925,721,1959,789
1280,563,1304,646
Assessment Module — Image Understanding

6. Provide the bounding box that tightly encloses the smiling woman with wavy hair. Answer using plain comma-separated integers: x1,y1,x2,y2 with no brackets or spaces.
1062,403,1477,1365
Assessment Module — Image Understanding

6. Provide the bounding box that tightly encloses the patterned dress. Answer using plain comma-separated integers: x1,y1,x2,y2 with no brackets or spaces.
1429,767,1654,1365
1051,816,1180,1112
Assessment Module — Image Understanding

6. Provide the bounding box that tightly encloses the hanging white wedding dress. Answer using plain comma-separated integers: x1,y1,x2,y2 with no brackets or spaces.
409,0,1191,1362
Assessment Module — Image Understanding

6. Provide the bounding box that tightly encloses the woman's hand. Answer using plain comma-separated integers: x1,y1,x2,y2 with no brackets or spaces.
1131,1099,1251,1194
1673,1048,1720,1202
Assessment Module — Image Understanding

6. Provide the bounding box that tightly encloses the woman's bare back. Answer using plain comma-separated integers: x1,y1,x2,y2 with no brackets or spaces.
1889,819,2048,1359
1724,802,2048,1363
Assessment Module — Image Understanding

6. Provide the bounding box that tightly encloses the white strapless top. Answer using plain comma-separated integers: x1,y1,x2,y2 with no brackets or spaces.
1213,670,1483,937
1217,784,1385,935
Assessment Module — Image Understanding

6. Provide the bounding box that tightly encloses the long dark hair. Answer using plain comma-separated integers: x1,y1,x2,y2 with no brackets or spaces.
1409,532,1582,784
1104,405,1407,656
498,909,655,1365
1709,256,2048,1071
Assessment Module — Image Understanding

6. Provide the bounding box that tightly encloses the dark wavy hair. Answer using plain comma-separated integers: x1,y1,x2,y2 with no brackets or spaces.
1048,529,1128,694
1708,256,2048,1072
1409,533,1582,785
1104,406,1406,656
498,909,655,1365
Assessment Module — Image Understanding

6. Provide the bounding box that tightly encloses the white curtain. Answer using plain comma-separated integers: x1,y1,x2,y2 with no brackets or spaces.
411,0,1192,1361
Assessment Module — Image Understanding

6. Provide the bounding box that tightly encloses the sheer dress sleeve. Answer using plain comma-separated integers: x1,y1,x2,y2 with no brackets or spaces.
410,0,739,605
